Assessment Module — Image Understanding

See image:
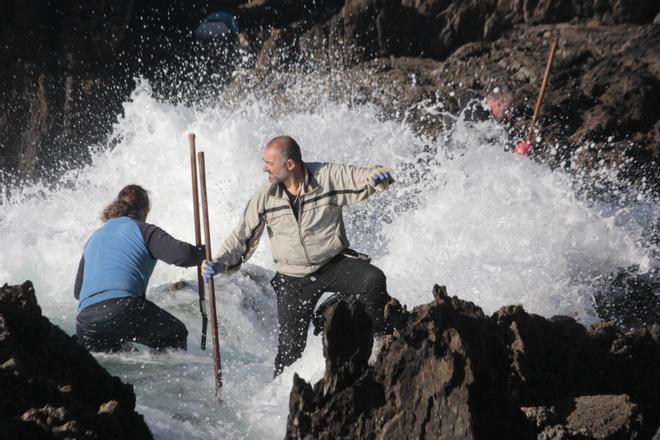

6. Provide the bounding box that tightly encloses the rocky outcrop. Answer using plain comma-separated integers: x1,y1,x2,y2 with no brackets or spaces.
246,0,659,66
0,281,152,439
286,285,660,439
1,1,134,182
522,395,646,439
0,0,219,183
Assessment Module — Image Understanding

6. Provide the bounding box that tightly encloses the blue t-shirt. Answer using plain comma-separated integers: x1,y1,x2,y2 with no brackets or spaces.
78,217,157,311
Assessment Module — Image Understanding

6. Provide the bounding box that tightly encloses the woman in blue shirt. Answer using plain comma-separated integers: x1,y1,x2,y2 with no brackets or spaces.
74,185,204,352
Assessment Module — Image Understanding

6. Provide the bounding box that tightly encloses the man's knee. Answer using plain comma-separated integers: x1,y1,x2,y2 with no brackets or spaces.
357,266,392,333
360,265,387,294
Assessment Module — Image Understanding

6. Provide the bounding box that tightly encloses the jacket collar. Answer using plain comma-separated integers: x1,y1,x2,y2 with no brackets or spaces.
269,163,319,199
302,164,319,195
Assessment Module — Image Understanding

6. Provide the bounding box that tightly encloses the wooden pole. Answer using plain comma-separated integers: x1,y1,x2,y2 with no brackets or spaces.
188,133,208,350
527,39,558,142
197,151,223,396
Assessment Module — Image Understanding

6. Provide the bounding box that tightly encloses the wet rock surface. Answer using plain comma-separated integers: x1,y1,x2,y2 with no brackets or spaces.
0,281,152,439
286,285,660,439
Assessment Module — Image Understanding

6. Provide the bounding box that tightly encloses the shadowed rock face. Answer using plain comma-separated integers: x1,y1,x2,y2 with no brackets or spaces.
0,0,225,184
0,281,152,439
286,285,660,440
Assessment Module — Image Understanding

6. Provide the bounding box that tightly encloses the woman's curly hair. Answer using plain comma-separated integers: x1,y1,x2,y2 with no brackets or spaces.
101,185,150,222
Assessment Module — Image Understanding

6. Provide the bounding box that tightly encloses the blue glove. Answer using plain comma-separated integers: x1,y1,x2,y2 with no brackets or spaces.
202,259,224,283
368,165,394,190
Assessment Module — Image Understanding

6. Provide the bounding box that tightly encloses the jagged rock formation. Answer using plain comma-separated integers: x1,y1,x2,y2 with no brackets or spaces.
0,281,152,439
286,285,660,439
241,0,658,65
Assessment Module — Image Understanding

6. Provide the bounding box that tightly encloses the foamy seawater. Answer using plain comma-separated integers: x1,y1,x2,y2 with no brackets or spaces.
0,77,656,438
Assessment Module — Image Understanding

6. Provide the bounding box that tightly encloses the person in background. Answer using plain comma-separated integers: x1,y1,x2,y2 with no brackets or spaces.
74,184,205,352
457,86,516,124
202,136,403,376
457,86,531,154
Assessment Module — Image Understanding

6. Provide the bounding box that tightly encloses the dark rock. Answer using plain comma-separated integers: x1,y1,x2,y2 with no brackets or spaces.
0,0,236,185
287,300,385,439
0,281,152,439
280,0,660,65
0,1,138,182
593,267,660,331
562,395,644,439
321,300,373,394
522,395,645,440
286,285,660,439
287,285,527,439
495,306,660,432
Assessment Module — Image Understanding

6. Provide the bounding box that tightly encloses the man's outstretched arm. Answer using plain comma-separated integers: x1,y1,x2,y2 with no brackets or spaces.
203,189,268,280
325,163,394,206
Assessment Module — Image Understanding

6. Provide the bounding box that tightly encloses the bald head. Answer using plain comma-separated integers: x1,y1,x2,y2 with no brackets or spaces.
265,136,302,164
262,135,304,185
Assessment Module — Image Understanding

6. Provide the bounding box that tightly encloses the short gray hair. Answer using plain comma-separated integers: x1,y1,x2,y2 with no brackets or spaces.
266,135,302,164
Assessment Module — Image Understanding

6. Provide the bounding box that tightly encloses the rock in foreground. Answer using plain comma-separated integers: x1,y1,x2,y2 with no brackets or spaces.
0,281,152,439
287,285,660,439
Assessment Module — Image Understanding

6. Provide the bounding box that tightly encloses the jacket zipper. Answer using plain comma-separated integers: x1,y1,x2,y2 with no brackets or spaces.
296,196,311,264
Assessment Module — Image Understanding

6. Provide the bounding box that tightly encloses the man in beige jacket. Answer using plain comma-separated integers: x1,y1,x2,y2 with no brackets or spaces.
203,135,396,375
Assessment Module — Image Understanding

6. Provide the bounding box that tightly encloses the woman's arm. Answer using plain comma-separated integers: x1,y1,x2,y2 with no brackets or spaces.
138,222,205,267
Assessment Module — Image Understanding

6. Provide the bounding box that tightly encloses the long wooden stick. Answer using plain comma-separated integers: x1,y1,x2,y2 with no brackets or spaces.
189,133,208,350
198,151,223,396
527,39,558,142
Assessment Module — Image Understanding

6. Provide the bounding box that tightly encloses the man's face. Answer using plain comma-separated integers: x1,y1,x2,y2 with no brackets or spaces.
262,146,290,184
486,95,509,122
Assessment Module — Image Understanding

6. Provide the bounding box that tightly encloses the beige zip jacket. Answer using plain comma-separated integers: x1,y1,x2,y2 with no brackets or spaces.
216,162,386,277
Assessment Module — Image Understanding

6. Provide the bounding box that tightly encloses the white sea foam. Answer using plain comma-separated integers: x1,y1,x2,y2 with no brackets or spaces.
0,78,656,438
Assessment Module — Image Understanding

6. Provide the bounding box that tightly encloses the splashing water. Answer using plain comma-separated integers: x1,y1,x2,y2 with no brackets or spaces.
0,78,656,438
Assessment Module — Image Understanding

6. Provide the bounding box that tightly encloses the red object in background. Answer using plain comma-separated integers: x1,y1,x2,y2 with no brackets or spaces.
514,140,532,155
